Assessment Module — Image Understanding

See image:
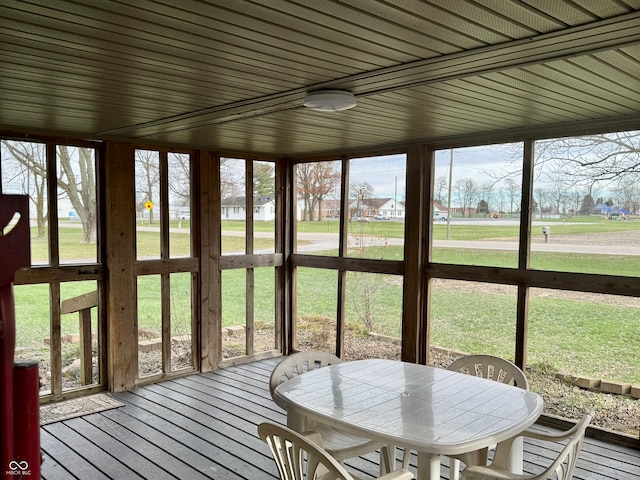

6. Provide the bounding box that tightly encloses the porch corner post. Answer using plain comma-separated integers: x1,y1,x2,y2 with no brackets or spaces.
104,141,138,391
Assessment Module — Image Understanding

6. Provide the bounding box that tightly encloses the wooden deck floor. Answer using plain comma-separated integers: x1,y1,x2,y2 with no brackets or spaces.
40,357,640,479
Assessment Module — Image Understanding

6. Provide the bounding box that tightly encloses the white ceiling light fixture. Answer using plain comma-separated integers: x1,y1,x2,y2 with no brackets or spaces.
304,89,357,112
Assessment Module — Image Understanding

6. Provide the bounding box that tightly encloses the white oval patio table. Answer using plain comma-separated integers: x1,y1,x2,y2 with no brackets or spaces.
273,358,543,480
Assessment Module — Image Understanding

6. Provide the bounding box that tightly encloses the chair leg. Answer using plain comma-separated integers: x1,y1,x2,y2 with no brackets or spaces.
450,457,461,480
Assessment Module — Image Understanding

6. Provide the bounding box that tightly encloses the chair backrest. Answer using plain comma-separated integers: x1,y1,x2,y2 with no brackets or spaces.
258,422,354,480
447,354,529,390
269,351,342,401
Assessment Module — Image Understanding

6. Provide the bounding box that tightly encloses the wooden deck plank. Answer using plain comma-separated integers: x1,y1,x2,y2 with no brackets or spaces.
171,375,284,424
114,391,268,479
39,358,640,480
129,385,276,473
82,413,211,480
99,406,231,479
43,422,124,480
62,416,177,480
41,425,113,480
178,369,386,477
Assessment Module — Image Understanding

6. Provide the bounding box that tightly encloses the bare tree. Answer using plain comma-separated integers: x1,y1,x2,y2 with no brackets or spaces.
504,177,520,217
296,162,340,221
57,146,97,243
347,272,384,332
168,152,190,208
546,176,569,215
534,188,549,218
135,150,160,224
536,131,640,182
479,182,494,217
220,157,245,200
2,141,97,242
613,177,640,214
311,162,340,221
495,189,505,215
455,178,478,217
1,141,48,238
350,182,374,219
296,163,315,221
434,176,448,204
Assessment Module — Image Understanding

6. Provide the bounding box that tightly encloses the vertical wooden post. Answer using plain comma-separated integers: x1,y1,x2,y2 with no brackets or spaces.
515,140,535,369
104,142,138,391
199,150,221,371
402,145,430,364
61,291,98,386
78,308,93,385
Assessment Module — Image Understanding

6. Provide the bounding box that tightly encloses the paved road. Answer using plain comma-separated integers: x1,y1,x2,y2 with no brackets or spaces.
131,224,640,256
291,232,640,256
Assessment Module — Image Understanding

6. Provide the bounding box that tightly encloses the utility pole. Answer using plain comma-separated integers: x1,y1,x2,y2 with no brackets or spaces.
394,176,397,222
446,149,453,240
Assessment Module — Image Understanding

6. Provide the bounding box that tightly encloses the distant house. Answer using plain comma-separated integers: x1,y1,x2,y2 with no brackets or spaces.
221,196,276,221
349,197,406,219
592,203,611,215
372,198,405,219
434,202,449,216
319,199,342,219
311,197,406,220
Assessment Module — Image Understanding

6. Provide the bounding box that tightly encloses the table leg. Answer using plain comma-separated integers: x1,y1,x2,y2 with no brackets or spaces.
508,436,524,474
416,451,441,480
286,409,307,432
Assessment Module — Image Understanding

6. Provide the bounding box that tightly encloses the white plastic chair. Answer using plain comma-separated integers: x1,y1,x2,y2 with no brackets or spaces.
258,422,414,480
460,414,591,479
401,354,529,478
447,354,529,390
447,354,530,480
270,352,394,474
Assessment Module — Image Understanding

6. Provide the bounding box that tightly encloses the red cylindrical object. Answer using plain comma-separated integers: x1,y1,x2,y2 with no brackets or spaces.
11,361,40,479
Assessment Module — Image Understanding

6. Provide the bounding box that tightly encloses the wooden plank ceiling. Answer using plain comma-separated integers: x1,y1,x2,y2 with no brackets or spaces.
1,0,640,157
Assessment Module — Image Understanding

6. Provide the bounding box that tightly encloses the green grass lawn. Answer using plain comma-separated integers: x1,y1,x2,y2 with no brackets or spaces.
13,218,640,385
